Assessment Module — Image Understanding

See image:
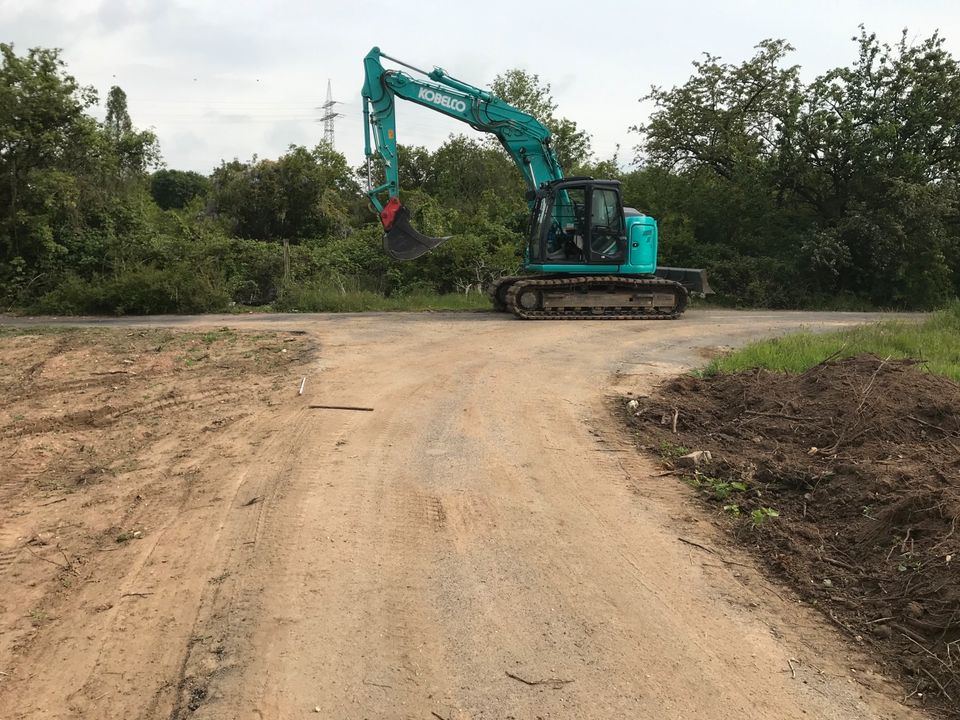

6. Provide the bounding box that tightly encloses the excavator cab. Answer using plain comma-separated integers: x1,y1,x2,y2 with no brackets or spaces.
526,179,627,269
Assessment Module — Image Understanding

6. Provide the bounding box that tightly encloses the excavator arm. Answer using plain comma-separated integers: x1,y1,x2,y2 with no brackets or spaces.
362,47,564,259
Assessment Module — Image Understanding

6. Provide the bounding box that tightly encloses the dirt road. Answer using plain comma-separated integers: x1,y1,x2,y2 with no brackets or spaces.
0,310,922,719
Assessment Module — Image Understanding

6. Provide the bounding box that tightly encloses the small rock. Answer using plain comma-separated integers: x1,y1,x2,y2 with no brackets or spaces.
314,707,321,713
905,601,924,618
626,399,640,411
873,624,892,639
822,579,833,587
676,450,712,468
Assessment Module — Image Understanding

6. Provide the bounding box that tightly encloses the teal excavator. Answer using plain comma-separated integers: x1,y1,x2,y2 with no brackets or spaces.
361,47,710,319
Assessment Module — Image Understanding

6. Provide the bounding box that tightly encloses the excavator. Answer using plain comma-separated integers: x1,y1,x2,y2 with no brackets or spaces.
361,47,711,319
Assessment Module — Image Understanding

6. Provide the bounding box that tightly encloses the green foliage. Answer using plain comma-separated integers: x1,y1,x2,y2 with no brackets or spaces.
750,507,780,528
150,169,210,210
633,30,960,309
695,473,749,500
36,265,230,315
657,440,690,459
0,44,97,272
105,86,132,137
102,85,161,181
209,142,358,242
638,39,801,178
424,134,526,215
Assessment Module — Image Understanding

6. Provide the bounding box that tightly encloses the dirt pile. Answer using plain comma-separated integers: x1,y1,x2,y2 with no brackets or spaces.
629,355,960,715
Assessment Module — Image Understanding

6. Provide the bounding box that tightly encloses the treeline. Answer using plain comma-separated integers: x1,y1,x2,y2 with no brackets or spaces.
1,30,958,314
634,30,960,309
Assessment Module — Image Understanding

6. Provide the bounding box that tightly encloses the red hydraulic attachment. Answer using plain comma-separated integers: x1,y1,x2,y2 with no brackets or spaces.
380,197,401,230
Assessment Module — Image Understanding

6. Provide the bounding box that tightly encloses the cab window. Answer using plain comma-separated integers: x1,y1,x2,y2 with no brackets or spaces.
589,188,624,261
544,187,586,262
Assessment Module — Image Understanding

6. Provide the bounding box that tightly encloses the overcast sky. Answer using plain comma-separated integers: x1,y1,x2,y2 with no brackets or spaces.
4,0,959,174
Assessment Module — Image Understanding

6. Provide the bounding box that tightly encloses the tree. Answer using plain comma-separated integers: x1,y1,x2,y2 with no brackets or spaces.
105,85,132,138
102,84,160,181
788,29,960,304
489,69,557,121
396,145,433,191
424,134,525,216
210,143,358,242
150,169,210,210
634,39,802,179
490,69,592,170
355,144,435,208
0,44,98,266
632,30,960,307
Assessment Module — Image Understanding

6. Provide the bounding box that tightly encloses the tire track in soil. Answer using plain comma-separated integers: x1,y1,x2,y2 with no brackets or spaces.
189,370,466,719
165,408,315,719
0,387,241,440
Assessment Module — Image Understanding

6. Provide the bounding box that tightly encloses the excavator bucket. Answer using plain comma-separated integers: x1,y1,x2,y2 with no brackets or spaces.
382,204,449,261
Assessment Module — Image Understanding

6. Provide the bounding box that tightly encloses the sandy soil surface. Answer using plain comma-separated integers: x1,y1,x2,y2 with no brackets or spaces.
0,309,926,719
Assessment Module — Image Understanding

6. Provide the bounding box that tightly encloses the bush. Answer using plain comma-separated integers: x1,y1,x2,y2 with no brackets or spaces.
36,265,231,315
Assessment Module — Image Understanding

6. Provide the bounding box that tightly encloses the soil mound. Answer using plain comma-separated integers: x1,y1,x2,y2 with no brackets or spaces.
629,355,960,715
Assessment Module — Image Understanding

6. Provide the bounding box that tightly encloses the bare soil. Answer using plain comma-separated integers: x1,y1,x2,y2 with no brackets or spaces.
629,355,960,716
0,326,312,717
0,311,932,719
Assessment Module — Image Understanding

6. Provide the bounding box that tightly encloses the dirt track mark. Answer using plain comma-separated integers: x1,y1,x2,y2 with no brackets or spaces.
3,387,242,438
424,494,447,529
1,405,120,439
166,409,315,719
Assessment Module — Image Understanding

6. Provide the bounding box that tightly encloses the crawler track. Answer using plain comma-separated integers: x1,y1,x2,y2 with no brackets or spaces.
487,275,525,312
503,275,688,319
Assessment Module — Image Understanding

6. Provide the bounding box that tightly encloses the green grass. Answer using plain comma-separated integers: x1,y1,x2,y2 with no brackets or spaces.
272,287,490,313
657,440,690,459
703,302,960,381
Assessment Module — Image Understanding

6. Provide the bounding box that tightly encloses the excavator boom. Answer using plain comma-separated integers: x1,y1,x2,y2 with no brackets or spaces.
362,47,564,259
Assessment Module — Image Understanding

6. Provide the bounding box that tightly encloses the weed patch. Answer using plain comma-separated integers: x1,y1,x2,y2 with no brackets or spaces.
703,303,960,381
